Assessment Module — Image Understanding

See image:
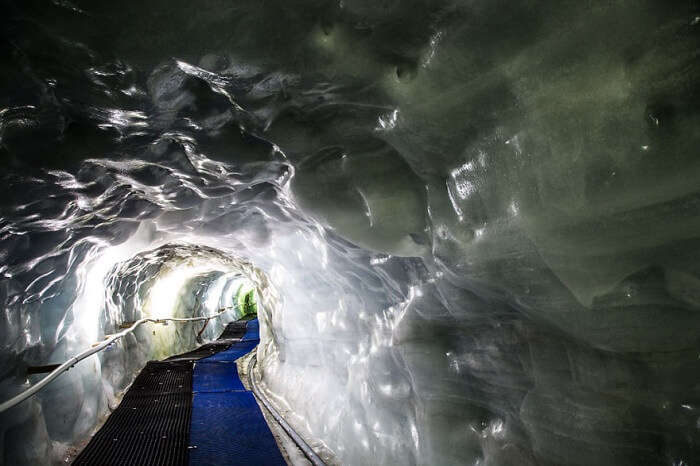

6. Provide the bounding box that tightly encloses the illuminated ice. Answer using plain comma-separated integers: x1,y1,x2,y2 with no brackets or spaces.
1,1,699,465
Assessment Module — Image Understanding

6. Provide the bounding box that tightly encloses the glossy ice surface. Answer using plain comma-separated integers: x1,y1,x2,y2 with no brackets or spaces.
0,1,699,464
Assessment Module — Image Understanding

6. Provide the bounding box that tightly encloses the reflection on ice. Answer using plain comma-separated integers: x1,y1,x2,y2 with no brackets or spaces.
1,0,700,465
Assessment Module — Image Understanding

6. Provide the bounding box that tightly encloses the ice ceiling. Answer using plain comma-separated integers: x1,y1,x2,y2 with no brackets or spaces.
1,0,699,465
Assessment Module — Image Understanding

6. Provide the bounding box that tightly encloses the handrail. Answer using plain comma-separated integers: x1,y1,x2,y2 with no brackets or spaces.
248,354,327,466
0,306,234,414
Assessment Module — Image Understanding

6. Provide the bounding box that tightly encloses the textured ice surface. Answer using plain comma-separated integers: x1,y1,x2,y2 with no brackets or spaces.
1,0,700,464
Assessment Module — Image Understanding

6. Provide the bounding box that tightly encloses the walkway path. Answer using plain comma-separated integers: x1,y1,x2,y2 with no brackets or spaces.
73,317,286,466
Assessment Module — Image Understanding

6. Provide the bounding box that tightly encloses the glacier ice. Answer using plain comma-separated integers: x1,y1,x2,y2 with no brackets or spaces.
1,0,700,465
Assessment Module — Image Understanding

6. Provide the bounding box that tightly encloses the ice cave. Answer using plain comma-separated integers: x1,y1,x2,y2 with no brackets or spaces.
0,1,699,465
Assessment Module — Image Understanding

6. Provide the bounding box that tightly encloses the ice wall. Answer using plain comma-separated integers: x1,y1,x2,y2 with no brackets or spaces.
1,0,699,465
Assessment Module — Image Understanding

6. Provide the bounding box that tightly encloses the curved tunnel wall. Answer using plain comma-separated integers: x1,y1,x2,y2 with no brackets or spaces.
1,0,699,465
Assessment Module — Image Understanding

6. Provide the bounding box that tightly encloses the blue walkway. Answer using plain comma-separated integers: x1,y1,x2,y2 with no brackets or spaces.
189,319,286,466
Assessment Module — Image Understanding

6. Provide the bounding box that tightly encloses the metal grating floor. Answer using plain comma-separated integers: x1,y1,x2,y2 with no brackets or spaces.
72,361,193,466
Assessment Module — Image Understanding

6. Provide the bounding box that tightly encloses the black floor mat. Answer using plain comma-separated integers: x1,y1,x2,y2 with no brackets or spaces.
217,319,250,340
72,361,193,466
165,341,233,362
166,318,253,361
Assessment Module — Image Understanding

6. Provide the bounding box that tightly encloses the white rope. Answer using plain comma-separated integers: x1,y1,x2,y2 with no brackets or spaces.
0,307,234,414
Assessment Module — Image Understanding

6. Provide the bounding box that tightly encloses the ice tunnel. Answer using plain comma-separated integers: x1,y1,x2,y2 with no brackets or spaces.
1,0,699,465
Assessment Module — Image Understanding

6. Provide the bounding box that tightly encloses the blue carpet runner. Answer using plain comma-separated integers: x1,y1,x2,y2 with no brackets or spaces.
189,318,286,466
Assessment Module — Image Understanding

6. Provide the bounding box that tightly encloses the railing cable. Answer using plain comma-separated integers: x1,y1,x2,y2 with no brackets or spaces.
0,306,234,414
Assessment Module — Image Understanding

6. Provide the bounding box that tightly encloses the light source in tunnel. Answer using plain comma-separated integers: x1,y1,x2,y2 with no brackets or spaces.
145,260,260,320
145,260,218,319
